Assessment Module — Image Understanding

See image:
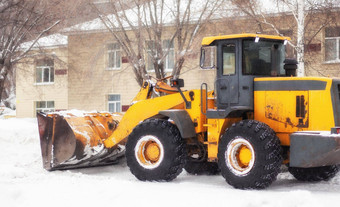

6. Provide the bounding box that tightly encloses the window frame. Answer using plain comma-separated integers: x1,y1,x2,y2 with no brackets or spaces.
146,39,174,73
107,94,121,113
35,59,54,85
324,36,340,63
107,43,122,70
222,43,236,76
242,39,285,76
163,40,175,71
35,101,55,114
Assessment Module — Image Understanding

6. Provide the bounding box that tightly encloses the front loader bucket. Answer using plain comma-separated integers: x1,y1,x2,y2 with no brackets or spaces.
37,112,125,171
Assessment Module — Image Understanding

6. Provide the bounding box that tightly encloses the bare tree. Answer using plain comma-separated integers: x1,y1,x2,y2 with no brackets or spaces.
0,0,61,107
91,0,222,86
230,0,340,76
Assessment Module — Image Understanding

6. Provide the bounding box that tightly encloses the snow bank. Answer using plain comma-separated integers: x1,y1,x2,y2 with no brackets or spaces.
1,118,340,207
0,106,16,118
4,92,16,110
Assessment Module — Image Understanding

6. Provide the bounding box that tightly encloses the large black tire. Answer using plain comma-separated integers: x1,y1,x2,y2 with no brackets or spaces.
126,119,186,181
218,120,283,189
288,165,339,182
184,161,220,175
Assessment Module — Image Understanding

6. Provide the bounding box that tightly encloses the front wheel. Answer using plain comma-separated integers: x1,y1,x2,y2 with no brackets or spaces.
126,119,186,181
218,120,283,189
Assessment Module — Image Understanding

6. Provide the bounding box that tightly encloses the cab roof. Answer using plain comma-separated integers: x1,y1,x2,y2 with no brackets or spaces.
201,33,291,46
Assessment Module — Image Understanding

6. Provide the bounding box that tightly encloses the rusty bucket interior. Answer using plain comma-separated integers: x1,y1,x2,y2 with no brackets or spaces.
37,112,125,170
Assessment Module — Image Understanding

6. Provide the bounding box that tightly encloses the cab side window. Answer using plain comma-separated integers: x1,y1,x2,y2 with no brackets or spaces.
222,44,236,75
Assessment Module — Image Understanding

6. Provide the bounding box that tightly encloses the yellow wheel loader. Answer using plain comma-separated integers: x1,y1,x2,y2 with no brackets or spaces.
38,33,340,189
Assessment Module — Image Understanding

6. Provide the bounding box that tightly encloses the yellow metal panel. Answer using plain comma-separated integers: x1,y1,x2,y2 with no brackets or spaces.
104,92,186,148
206,118,241,160
202,33,291,46
206,119,223,161
185,90,206,133
264,91,309,130
254,77,335,146
308,92,334,130
131,81,152,102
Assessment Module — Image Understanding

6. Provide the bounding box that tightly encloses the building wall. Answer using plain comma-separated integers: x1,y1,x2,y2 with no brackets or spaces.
16,47,68,118
67,33,141,111
305,28,340,78
16,11,340,117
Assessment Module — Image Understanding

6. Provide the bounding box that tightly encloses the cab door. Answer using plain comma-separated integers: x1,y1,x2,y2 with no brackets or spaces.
216,40,239,109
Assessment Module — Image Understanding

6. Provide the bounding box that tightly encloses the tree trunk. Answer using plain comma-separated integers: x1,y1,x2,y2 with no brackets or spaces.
134,65,145,87
0,61,11,103
0,66,7,103
172,57,185,79
0,81,4,104
297,0,305,77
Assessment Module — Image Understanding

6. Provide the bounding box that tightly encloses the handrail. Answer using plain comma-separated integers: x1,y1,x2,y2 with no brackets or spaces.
200,83,208,115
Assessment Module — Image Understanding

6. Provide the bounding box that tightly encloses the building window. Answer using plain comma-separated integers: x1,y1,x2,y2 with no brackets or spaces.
108,94,121,112
36,101,55,113
325,27,340,62
36,59,54,84
107,43,121,69
163,40,175,70
146,40,174,71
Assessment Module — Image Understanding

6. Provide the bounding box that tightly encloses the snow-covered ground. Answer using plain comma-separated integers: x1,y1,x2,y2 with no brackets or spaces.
1,116,340,207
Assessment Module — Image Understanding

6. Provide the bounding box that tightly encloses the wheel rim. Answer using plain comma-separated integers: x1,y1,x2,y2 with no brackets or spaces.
135,135,164,169
225,137,255,176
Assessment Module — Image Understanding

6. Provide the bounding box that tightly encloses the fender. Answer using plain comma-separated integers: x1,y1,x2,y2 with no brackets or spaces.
159,110,196,138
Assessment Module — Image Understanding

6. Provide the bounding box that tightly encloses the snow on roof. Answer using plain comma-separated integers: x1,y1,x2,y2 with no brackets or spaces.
20,33,68,50
62,0,340,35
63,0,226,34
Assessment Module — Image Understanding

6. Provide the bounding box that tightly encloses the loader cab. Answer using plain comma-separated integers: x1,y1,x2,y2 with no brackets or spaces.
200,34,290,118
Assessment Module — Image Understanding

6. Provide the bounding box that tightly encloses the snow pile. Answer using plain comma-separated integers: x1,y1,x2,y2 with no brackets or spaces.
3,92,16,110
0,106,16,118
1,118,340,207
51,109,96,117
48,109,121,117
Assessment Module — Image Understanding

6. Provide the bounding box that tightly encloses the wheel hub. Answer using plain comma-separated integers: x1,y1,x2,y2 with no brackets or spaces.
145,142,160,162
135,135,164,169
238,145,252,167
226,137,255,176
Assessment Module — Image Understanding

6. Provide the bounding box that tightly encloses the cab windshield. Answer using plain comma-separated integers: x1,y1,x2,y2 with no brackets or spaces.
242,39,285,76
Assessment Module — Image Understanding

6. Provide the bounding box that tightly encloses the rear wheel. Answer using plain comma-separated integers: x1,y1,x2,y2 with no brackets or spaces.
218,120,283,189
126,119,186,181
288,165,339,182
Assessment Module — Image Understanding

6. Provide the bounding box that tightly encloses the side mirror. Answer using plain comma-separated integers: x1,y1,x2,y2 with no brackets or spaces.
200,48,205,68
170,78,184,88
200,46,216,69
